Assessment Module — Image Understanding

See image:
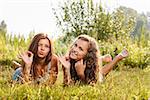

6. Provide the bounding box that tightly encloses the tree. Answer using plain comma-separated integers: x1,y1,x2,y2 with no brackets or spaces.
53,0,136,42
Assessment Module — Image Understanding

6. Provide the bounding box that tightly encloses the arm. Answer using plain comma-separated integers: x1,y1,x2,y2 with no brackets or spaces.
100,49,128,76
19,51,33,82
62,65,72,85
58,56,72,85
75,59,86,82
49,55,59,84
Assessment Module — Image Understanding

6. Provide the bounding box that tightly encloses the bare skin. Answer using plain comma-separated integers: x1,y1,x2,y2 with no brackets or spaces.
59,38,128,84
18,39,51,82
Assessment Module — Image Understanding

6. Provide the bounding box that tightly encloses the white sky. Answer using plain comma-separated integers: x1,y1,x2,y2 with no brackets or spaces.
0,0,150,38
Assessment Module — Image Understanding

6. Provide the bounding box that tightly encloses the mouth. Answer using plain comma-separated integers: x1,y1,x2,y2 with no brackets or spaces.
70,51,77,57
39,52,45,56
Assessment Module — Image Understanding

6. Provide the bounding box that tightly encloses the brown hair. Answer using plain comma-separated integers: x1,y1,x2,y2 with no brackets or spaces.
23,33,52,78
70,35,100,84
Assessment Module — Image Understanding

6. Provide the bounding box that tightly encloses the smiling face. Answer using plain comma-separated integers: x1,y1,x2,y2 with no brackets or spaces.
37,38,50,58
69,39,89,61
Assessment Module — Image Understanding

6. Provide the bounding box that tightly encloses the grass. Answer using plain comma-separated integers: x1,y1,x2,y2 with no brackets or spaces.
0,66,149,100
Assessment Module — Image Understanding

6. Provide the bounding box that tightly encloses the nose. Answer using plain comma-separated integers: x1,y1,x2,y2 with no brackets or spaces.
40,45,45,51
73,46,79,53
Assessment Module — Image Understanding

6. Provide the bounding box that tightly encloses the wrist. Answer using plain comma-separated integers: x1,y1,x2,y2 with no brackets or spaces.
23,65,31,75
77,71,85,77
78,73,85,81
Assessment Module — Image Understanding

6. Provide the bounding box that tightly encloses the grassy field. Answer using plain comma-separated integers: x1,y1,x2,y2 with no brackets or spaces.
0,66,149,100
0,31,149,99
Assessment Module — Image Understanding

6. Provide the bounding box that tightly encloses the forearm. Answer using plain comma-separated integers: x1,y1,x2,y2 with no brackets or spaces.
77,73,85,82
22,64,31,82
63,66,72,85
49,72,58,84
99,56,104,62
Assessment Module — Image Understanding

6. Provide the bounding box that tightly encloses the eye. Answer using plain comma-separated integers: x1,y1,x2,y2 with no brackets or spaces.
79,47,83,51
38,43,42,47
74,43,77,47
45,44,49,48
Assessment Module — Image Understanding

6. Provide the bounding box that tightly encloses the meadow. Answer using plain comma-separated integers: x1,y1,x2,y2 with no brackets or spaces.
0,65,149,99
0,34,149,99
0,0,150,99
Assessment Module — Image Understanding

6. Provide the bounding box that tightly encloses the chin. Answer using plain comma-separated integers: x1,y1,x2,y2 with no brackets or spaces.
69,55,75,59
38,55,46,59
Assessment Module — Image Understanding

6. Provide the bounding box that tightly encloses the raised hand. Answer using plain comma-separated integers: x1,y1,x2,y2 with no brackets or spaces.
59,56,70,70
75,59,86,76
18,51,34,67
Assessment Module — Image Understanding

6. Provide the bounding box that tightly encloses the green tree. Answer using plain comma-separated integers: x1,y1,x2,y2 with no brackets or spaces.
53,0,136,42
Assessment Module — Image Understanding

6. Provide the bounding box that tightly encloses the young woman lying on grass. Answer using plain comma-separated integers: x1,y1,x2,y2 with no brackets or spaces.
59,35,128,85
12,33,58,85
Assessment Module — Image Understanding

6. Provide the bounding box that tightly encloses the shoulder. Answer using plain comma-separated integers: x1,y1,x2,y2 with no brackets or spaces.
50,54,58,71
50,54,58,66
51,54,58,62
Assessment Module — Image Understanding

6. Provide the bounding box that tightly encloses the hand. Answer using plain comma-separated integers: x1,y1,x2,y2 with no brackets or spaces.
59,56,70,70
18,51,34,67
75,59,86,76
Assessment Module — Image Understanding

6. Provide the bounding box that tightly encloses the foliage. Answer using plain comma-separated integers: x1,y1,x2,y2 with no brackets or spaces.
0,0,149,99
53,0,136,41
53,0,149,69
0,21,33,67
99,37,150,69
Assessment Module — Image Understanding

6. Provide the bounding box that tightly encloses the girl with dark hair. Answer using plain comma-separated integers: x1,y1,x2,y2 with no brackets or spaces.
12,33,58,85
59,35,128,85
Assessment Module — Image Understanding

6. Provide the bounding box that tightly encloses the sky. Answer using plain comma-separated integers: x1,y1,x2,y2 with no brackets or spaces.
0,0,150,38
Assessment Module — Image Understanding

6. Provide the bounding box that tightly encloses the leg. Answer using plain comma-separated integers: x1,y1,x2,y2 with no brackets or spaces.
12,67,22,81
100,54,112,63
100,49,128,76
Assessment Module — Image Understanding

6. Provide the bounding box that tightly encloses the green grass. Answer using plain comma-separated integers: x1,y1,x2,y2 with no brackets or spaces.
0,66,149,100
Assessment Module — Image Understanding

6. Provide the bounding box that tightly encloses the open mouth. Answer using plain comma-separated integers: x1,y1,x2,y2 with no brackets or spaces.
70,51,77,57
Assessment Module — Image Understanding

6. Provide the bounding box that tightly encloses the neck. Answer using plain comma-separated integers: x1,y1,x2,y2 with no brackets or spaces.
37,57,46,65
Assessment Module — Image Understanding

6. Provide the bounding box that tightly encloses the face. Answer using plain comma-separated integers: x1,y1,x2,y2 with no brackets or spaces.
69,39,89,61
37,38,50,58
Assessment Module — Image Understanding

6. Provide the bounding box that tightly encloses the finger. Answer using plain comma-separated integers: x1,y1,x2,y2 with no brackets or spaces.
18,52,23,59
58,56,63,63
59,56,66,62
65,52,70,60
18,51,22,59
80,59,84,64
17,54,22,59
27,51,33,57
57,53,62,58
58,56,66,67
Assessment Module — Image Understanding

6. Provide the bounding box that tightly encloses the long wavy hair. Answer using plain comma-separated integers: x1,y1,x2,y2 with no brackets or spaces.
22,33,52,78
69,35,100,84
